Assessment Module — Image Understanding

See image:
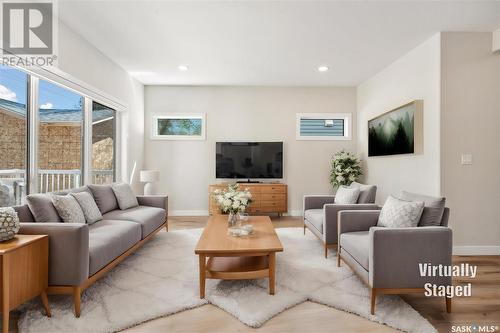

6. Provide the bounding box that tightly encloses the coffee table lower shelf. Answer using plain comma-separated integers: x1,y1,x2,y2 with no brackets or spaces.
198,253,276,298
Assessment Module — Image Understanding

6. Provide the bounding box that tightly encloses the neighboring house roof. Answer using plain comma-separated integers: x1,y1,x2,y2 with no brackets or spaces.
0,99,114,123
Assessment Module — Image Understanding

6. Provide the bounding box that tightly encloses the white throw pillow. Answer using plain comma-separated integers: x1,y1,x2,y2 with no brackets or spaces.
334,186,360,204
378,195,424,228
51,194,86,224
111,183,139,210
71,191,103,224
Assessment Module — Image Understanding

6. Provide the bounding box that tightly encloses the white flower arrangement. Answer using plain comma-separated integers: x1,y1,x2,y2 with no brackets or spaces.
329,150,362,188
214,183,253,214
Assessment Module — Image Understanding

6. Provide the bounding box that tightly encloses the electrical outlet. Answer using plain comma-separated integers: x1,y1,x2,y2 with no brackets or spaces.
461,154,473,165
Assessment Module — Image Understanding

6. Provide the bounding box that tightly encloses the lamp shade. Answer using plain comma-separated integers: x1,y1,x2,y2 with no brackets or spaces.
140,170,160,183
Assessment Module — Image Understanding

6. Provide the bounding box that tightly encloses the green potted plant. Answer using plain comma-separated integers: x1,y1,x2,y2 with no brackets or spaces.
329,151,362,189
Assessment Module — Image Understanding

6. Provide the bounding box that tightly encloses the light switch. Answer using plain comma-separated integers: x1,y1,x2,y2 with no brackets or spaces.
461,154,473,165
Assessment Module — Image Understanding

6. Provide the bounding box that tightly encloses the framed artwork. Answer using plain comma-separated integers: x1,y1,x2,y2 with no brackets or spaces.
368,100,423,157
151,114,206,140
296,113,351,140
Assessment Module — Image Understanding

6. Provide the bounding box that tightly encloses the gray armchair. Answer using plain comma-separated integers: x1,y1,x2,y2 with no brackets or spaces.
338,203,452,315
303,182,378,258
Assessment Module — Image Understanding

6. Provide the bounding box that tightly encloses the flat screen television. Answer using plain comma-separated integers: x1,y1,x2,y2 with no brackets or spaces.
216,142,283,179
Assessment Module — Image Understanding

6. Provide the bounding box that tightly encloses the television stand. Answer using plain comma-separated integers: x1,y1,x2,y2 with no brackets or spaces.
209,182,287,216
237,179,261,183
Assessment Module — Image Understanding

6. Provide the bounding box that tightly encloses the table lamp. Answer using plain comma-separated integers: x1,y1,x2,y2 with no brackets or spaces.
140,170,160,195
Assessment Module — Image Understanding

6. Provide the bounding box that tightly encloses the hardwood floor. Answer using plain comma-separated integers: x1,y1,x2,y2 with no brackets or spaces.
7,216,499,333
125,215,499,333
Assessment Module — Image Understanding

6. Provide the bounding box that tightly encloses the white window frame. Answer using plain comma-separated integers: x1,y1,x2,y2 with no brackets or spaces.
4,63,124,194
296,113,351,141
151,113,206,140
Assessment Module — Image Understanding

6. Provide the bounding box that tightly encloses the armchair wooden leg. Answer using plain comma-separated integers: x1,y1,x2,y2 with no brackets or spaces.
370,288,377,315
337,253,341,267
324,244,328,258
73,286,82,318
446,296,451,313
165,220,169,232
303,224,306,235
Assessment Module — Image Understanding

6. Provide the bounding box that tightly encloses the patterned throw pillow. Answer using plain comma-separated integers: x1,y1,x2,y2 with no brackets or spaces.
334,186,361,204
111,183,138,210
51,194,86,224
71,191,103,225
377,195,424,228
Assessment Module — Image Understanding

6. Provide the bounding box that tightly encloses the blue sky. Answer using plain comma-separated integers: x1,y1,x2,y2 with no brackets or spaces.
0,65,82,110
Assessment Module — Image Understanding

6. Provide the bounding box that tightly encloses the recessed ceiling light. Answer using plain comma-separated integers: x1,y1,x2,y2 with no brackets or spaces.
318,66,329,72
178,65,189,71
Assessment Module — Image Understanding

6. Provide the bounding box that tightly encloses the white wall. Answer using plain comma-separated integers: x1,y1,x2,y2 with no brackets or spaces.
441,32,500,252
356,34,442,204
144,86,357,215
56,22,145,192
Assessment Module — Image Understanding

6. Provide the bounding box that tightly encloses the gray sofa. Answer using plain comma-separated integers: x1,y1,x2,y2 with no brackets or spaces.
13,184,168,317
338,201,452,315
303,182,378,257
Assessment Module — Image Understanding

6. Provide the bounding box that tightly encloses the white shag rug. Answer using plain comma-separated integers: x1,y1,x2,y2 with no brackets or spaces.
19,228,437,333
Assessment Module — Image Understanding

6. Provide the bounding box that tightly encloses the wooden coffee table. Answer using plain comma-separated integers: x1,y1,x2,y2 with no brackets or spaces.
195,215,283,298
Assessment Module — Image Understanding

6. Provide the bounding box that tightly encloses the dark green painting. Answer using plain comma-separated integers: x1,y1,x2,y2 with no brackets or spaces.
157,118,202,136
368,102,415,156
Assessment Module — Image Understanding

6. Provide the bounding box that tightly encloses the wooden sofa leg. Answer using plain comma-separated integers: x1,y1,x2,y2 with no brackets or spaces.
303,225,306,235
73,286,82,318
165,220,169,232
446,296,451,313
371,288,377,315
337,253,341,267
324,244,328,258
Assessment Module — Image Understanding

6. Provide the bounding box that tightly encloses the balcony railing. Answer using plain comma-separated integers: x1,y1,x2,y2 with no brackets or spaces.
0,169,114,206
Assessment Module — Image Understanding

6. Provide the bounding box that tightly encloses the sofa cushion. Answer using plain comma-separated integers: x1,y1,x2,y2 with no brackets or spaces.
400,191,446,227
111,183,139,210
103,206,166,238
334,186,360,204
26,193,62,222
304,209,323,234
340,231,370,270
88,184,119,214
51,194,86,224
88,220,141,276
350,182,377,204
378,195,424,228
71,191,103,225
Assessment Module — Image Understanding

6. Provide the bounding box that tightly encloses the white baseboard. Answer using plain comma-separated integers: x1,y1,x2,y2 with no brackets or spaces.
287,210,303,217
170,210,209,216
170,210,304,217
453,246,500,255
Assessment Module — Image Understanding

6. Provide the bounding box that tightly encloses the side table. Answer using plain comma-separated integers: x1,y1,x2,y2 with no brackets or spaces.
0,235,50,333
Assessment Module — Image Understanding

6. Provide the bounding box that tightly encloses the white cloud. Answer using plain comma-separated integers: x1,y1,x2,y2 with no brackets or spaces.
0,84,17,102
40,102,53,109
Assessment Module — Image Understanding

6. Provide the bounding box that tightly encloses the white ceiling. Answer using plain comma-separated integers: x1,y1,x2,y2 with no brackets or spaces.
59,1,500,86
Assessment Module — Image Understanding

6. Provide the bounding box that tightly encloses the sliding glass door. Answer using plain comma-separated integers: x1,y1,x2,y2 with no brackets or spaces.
0,65,28,206
37,80,84,193
91,102,116,184
0,64,120,198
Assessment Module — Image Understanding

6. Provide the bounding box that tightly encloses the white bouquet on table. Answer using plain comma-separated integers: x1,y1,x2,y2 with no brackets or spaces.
214,183,253,214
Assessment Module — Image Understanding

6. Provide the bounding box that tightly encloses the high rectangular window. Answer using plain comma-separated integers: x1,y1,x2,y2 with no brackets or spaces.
296,113,351,141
